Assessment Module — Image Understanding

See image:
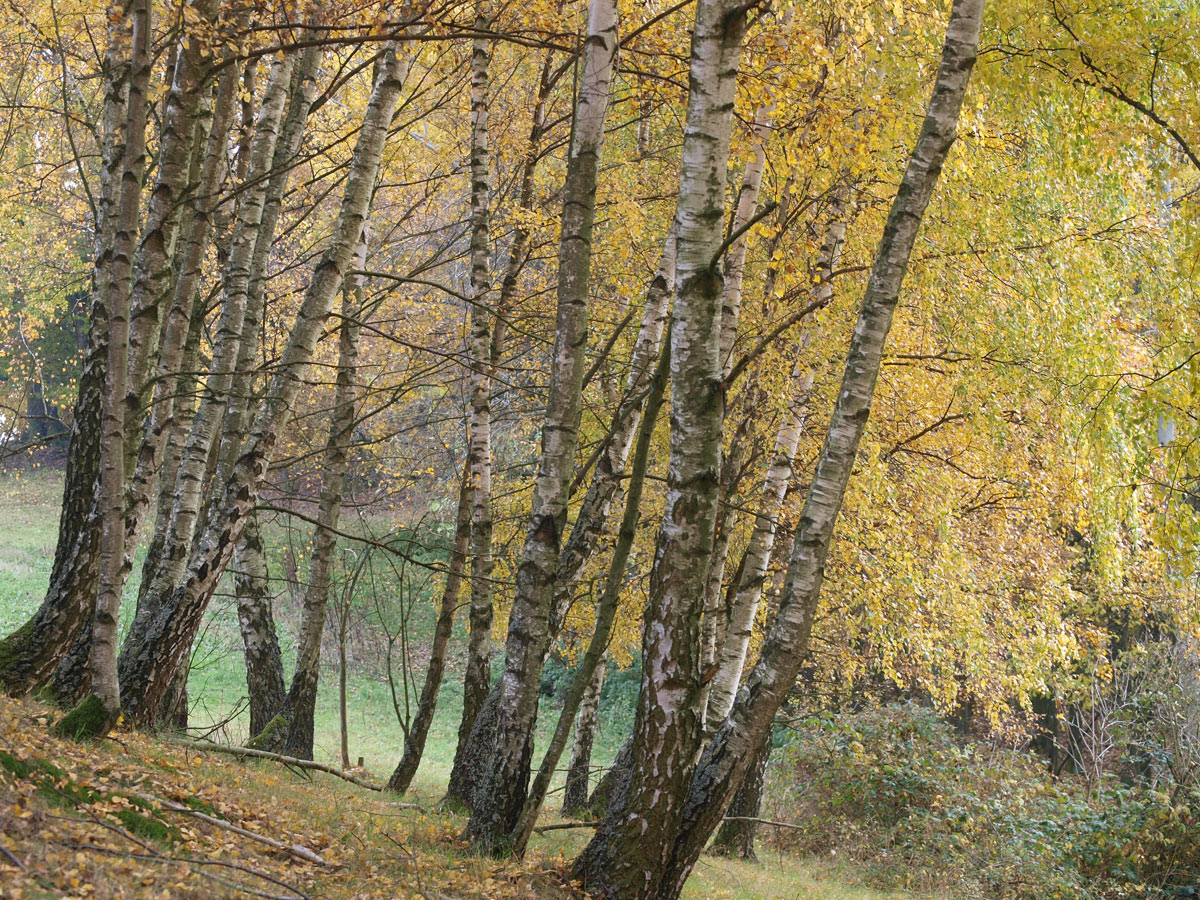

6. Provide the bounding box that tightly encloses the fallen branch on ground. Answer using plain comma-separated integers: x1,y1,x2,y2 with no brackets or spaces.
532,821,597,834
531,815,808,835
166,738,383,791
130,792,331,866
719,816,806,830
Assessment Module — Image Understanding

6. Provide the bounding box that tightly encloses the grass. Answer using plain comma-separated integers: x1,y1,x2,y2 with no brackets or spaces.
0,467,632,797
1,689,919,899
0,467,933,899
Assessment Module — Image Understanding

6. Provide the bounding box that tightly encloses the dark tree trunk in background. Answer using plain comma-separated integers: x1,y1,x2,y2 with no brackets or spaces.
710,738,770,860
235,515,286,747
282,223,367,761
563,662,605,815
386,466,472,793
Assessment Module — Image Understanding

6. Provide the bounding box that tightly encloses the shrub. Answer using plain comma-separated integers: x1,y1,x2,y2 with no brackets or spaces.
764,703,1200,899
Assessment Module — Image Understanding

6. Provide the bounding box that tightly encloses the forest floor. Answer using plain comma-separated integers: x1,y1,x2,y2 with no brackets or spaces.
0,693,916,900
0,467,928,900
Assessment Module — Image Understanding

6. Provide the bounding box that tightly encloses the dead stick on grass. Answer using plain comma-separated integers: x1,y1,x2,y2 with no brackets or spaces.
166,738,383,791
531,816,807,835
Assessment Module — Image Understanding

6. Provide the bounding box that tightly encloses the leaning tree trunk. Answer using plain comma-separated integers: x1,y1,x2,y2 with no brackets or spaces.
133,52,298,622
211,42,323,501
465,0,619,851
574,0,749,888
563,660,606,815
701,199,849,730
282,223,368,760
647,5,985,898
0,1,131,696
116,43,411,726
385,464,472,792
234,514,286,747
511,342,670,855
58,0,152,738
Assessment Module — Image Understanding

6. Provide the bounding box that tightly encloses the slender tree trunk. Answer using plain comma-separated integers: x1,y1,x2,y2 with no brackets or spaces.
702,373,808,730
234,514,286,746
116,44,411,726
61,0,152,737
339,600,350,769
574,0,749,887
549,231,675,631
283,222,368,760
563,661,605,815
386,464,472,793
448,15,498,802
466,0,619,849
124,0,222,431
696,432,745,721
511,341,670,855
646,7,985,897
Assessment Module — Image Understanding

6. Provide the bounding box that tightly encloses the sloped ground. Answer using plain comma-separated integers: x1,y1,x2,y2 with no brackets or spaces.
0,693,918,900
0,694,579,900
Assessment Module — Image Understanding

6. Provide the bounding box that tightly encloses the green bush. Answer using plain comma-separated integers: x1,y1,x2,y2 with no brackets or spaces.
765,703,1200,899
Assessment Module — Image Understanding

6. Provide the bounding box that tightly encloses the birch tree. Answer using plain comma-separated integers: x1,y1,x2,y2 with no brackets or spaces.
581,3,986,896
573,0,751,887
465,0,619,848
115,42,411,725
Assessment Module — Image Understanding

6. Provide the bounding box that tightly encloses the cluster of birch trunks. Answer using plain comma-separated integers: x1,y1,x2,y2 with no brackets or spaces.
0,0,986,897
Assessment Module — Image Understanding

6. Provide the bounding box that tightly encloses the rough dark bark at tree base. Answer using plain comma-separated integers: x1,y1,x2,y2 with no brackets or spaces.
235,516,286,747
445,684,501,810
709,739,769,860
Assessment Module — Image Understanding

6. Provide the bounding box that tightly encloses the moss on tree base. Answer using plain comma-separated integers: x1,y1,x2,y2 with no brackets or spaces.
53,693,112,740
246,714,286,750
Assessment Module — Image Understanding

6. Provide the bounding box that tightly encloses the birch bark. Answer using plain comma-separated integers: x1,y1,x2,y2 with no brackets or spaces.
0,1,131,695
649,5,985,896
116,44,411,725
74,0,152,734
465,0,618,849
574,0,750,888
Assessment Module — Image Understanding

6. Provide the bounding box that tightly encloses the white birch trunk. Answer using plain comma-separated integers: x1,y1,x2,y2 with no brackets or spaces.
651,5,986,897
116,43,411,726
466,0,619,848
